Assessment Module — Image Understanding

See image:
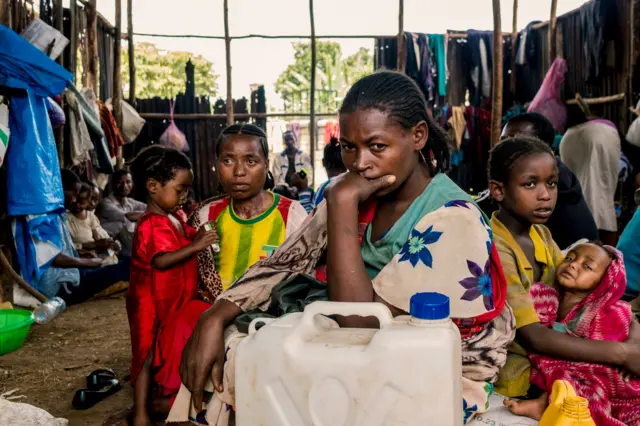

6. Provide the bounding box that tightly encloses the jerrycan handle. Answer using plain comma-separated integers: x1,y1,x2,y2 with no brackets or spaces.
297,301,394,336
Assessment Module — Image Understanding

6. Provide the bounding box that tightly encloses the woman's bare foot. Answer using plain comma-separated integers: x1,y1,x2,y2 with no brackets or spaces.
503,392,549,421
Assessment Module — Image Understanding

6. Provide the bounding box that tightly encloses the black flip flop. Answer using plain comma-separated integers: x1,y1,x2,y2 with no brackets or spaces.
85,368,117,389
72,378,122,410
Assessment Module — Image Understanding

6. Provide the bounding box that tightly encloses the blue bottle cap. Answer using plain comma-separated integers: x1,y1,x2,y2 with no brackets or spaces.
410,292,450,320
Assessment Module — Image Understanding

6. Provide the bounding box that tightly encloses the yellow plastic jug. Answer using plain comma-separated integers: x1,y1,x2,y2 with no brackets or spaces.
538,380,596,426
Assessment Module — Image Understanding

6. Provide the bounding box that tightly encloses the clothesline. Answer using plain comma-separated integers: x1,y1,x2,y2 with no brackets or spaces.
125,32,515,41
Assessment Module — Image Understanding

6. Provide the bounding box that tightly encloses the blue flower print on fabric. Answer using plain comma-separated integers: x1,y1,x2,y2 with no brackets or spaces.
398,225,443,268
445,199,471,209
459,259,494,310
463,399,478,424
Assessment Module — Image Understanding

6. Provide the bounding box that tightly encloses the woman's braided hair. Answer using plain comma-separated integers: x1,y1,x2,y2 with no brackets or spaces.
130,145,192,200
487,136,555,184
339,70,450,175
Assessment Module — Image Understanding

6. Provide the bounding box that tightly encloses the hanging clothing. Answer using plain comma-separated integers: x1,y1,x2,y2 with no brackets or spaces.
448,106,466,150
63,89,94,166
580,0,619,83
405,32,435,103
323,120,339,147
99,101,125,158
466,31,493,106
189,193,308,300
527,58,568,132
560,120,621,232
428,34,447,97
529,250,640,426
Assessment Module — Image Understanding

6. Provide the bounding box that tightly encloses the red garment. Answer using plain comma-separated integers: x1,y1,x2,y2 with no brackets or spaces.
324,120,340,147
530,249,640,426
127,213,208,394
99,102,125,158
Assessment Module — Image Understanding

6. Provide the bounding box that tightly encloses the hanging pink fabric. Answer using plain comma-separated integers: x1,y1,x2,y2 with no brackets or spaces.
159,100,189,152
527,57,568,132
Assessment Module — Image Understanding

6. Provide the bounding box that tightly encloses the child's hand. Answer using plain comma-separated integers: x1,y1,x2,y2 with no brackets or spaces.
78,249,98,259
192,224,219,251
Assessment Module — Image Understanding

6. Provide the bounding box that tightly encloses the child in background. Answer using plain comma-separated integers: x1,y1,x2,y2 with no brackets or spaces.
505,242,640,425
488,137,640,399
313,137,346,208
127,145,218,425
66,183,120,265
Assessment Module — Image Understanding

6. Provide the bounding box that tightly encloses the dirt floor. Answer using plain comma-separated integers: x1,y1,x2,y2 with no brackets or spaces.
0,296,134,426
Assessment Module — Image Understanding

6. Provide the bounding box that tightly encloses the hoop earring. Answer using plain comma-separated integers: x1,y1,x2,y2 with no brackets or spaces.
419,151,427,164
429,150,437,169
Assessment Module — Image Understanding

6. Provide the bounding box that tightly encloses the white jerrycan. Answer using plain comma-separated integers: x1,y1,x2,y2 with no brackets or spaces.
235,292,463,426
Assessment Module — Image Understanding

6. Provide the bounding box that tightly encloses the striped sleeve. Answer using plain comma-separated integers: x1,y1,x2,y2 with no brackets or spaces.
495,238,540,329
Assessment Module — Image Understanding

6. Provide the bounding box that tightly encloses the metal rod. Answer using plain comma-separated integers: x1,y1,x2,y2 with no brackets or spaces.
491,0,503,147
224,0,233,125
309,0,317,184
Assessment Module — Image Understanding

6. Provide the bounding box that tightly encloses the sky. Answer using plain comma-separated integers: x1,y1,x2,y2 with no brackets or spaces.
82,0,588,110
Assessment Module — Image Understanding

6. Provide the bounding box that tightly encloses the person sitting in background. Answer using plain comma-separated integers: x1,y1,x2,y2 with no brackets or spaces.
36,170,130,305
97,169,146,256
476,113,597,249
67,182,120,265
313,137,346,207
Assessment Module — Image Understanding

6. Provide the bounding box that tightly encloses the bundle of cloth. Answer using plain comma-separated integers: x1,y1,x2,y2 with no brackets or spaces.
529,249,640,426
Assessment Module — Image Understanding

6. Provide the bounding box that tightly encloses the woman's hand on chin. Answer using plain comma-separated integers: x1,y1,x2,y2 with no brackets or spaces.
325,171,396,205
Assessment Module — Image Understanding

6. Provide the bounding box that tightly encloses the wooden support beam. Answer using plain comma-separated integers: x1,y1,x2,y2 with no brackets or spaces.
491,0,503,147
113,0,123,167
566,93,625,105
0,0,11,28
549,0,558,62
70,0,78,76
309,0,316,184
510,0,518,95
86,0,99,91
54,0,64,65
127,0,135,105
397,0,405,72
223,0,233,125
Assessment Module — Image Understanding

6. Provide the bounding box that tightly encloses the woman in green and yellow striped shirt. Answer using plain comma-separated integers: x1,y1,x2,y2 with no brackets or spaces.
190,124,307,302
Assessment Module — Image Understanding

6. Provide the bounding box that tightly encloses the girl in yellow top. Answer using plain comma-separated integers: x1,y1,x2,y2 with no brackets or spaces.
488,137,640,398
190,124,307,302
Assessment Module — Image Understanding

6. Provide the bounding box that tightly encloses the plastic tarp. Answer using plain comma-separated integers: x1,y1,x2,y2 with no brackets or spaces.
6,92,65,215
0,25,72,98
1,24,73,216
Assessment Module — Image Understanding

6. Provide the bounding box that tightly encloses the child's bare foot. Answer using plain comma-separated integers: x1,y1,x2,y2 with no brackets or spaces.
503,392,549,421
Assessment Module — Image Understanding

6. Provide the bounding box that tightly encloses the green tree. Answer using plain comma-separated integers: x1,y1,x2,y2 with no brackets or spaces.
122,42,219,99
275,41,373,113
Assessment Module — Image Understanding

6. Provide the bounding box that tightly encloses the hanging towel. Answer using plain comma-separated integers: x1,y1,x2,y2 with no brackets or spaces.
448,106,466,150
63,89,94,166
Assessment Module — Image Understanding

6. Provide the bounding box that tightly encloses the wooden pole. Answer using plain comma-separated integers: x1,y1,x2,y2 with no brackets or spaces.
127,0,135,105
491,0,504,147
549,0,558,62
309,0,317,185
397,0,405,72
510,0,518,95
223,0,233,125
113,0,123,167
54,0,64,65
0,0,10,28
70,0,78,76
86,0,99,91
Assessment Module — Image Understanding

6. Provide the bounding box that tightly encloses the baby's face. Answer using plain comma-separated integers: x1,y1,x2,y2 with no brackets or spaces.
556,244,612,292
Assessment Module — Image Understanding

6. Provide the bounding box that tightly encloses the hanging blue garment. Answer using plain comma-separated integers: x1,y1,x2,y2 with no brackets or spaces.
0,25,73,97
